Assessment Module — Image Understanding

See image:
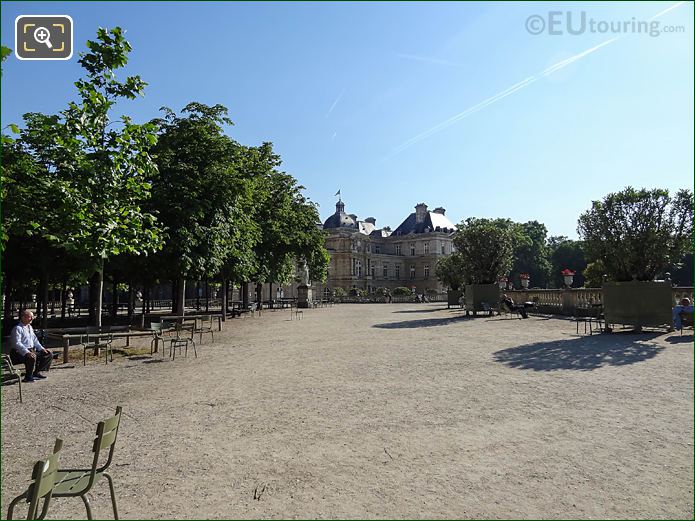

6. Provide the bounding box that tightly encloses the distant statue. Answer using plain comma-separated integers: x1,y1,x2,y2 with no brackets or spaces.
299,261,311,286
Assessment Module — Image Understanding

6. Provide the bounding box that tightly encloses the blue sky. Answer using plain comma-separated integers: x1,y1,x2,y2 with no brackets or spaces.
2,1,693,238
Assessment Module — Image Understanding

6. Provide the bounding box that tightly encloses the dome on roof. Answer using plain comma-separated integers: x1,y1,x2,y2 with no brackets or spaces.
323,211,357,229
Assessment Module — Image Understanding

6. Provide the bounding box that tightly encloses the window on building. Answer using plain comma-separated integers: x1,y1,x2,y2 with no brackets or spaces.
375,244,381,254
383,264,388,278
395,265,400,278
324,287,331,299
410,243,415,256
370,265,375,278
441,243,446,254
356,260,362,277
410,265,416,279
424,242,429,255
395,244,402,256
424,264,430,278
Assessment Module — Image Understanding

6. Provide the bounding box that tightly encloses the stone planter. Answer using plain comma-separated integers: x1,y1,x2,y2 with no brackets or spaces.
297,284,313,309
447,289,463,308
464,284,500,316
603,280,672,330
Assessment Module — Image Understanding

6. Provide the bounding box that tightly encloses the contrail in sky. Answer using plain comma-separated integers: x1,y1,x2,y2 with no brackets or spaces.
386,2,685,159
326,89,345,117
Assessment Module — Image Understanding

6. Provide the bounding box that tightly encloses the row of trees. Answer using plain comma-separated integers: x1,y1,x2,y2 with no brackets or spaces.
1,28,329,328
436,187,693,291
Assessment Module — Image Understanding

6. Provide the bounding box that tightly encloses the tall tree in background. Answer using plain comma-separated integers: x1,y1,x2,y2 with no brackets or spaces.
150,103,258,316
511,220,552,288
548,236,587,288
452,218,515,284
578,187,693,282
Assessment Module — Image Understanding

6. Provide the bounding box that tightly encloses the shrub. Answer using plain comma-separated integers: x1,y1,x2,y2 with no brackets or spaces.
332,287,346,298
392,287,412,296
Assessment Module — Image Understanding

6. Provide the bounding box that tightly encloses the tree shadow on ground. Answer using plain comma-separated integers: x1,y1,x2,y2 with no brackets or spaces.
493,332,664,371
664,334,693,344
392,308,443,314
373,315,474,329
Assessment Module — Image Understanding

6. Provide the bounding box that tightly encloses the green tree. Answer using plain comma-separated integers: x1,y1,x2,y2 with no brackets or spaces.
246,143,329,300
435,253,466,290
150,103,258,316
583,259,607,288
511,221,552,288
453,218,515,284
548,236,587,288
577,187,693,281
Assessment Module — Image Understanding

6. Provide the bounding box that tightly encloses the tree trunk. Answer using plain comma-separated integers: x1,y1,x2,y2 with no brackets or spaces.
255,282,263,308
242,282,249,309
127,282,134,321
61,281,67,320
94,260,104,328
40,271,49,329
89,272,98,325
269,282,273,309
205,278,210,312
220,275,227,322
176,276,185,316
111,277,118,318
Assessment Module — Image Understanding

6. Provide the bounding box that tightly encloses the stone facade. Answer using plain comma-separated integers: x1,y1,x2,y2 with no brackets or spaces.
321,201,456,296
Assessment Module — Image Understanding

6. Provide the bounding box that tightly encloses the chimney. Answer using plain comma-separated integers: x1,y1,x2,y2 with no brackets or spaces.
433,207,446,215
365,217,376,225
348,214,357,220
415,203,428,223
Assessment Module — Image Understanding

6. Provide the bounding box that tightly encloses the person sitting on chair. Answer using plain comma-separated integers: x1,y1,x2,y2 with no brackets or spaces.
501,294,528,319
10,309,53,382
672,297,694,331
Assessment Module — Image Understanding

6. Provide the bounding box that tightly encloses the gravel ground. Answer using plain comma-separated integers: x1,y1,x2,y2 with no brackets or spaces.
1,303,693,519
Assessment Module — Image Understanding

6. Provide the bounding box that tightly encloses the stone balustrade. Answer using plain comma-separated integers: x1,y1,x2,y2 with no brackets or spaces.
505,286,693,315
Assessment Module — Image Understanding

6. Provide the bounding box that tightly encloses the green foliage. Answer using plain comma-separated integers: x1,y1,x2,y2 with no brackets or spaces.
548,236,587,288
374,287,390,297
577,187,693,281
332,287,346,298
392,286,413,296
452,218,515,284
435,253,466,290
1,45,10,76
583,260,607,288
149,103,257,282
511,221,551,288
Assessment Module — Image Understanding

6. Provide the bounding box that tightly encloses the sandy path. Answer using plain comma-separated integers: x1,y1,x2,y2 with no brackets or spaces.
1,304,692,519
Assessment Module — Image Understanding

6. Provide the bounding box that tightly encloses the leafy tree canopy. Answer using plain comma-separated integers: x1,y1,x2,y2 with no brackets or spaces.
577,187,693,281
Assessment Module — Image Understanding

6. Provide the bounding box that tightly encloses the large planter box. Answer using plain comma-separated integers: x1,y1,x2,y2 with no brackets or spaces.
464,284,500,316
603,280,672,329
447,290,463,307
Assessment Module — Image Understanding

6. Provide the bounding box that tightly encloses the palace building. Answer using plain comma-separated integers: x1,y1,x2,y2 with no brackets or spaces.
320,200,456,296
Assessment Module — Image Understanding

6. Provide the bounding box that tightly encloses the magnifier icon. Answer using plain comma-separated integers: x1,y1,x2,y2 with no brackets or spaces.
33,26,53,49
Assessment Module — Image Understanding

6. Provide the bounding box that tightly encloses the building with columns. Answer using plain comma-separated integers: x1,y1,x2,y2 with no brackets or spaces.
320,200,456,296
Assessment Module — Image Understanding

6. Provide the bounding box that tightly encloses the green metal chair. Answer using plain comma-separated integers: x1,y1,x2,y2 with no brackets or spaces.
81,332,114,366
7,439,63,520
2,353,23,402
52,406,123,520
145,322,165,355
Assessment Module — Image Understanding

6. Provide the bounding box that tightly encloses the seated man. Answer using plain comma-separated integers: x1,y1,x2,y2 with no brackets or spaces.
500,294,528,319
10,309,53,382
672,297,694,331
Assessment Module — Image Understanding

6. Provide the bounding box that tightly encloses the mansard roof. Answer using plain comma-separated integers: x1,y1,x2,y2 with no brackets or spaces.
392,211,456,236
